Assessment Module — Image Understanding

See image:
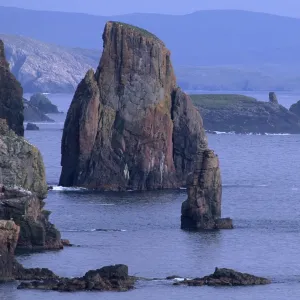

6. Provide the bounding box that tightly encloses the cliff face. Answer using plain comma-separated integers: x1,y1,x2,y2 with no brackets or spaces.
0,41,61,250
0,220,19,281
0,40,24,136
60,22,208,190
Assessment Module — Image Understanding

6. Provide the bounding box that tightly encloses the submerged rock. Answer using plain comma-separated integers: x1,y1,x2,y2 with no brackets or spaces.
26,122,39,130
18,264,135,292
60,21,209,191
0,220,19,281
175,267,271,286
181,150,233,230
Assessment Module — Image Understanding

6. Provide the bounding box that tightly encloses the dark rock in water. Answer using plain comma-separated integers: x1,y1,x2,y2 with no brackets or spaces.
18,264,135,292
0,220,19,281
290,100,300,118
13,261,58,281
23,98,55,123
60,21,210,191
61,239,72,247
47,186,53,191
269,92,278,104
191,94,300,134
26,123,39,131
175,268,271,286
166,275,182,280
0,186,62,250
29,93,60,114
181,150,233,230
0,39,24,136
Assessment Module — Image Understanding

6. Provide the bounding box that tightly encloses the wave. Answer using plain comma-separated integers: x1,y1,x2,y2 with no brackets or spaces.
61,228,126,233
24,122,64,125
208,131,291,136
223,184,268,188
51,186,87,191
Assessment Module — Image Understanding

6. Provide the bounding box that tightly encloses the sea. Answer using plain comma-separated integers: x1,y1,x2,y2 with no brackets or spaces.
1,91,300,299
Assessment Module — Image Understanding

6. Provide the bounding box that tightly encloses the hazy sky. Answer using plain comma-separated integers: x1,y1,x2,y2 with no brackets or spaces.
1,0,300,17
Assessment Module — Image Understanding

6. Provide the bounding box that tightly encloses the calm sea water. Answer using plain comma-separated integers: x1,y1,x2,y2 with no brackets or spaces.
1,93,300,299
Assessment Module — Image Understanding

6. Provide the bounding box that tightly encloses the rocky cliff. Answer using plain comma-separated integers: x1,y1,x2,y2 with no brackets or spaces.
0,40,61,250
0,39,24,136
191,94,300,134
0,121,62,249
0,220,19,281
1,34,99,93
60,22,208,190
290,100,300,118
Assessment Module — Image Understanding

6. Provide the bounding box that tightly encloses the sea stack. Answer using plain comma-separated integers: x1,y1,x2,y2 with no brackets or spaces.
269,92,278,105
60,22,208,191
181,150,233,229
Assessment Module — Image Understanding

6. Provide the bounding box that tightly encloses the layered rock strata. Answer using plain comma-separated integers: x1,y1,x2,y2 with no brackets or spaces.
0,40,24,136
181,150,232,229
60,22,208,190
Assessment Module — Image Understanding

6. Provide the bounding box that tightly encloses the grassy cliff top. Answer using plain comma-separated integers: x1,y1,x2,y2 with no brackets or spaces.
109,21,161,42
190,94,258,109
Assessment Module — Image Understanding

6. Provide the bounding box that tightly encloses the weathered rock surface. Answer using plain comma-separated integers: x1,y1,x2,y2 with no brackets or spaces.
0,185,62,250
174,268,271,286
0,220,19,281
60,22,209,190
0,121,62,250
269,92,278,104
0,39,24,136
18,264,135,292
29,93,60,114
181,150,232,229
290,100,300,118
26,122,39,131
1,34,99,93
23,98,54,123
191,94,300,134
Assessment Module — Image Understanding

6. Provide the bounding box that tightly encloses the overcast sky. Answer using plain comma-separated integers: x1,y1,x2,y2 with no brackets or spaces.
1,0,300,17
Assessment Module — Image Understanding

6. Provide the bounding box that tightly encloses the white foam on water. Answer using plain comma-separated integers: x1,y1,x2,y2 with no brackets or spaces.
51,186,87,191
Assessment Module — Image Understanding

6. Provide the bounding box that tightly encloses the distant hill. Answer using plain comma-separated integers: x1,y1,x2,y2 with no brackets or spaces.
1,34,99,92
1,7,300,92
1,7,300,66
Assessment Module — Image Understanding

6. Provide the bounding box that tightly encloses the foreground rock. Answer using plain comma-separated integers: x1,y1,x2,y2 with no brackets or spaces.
174,268,271,286
0,221,19,281
23,98,55,122
29,93,60,114
191,94,300,134
0,185,62,250
181,150,232,229
26,122,39,130
0,40,24,136
18,264,135,292
60,21,209,191
0,40,63,251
